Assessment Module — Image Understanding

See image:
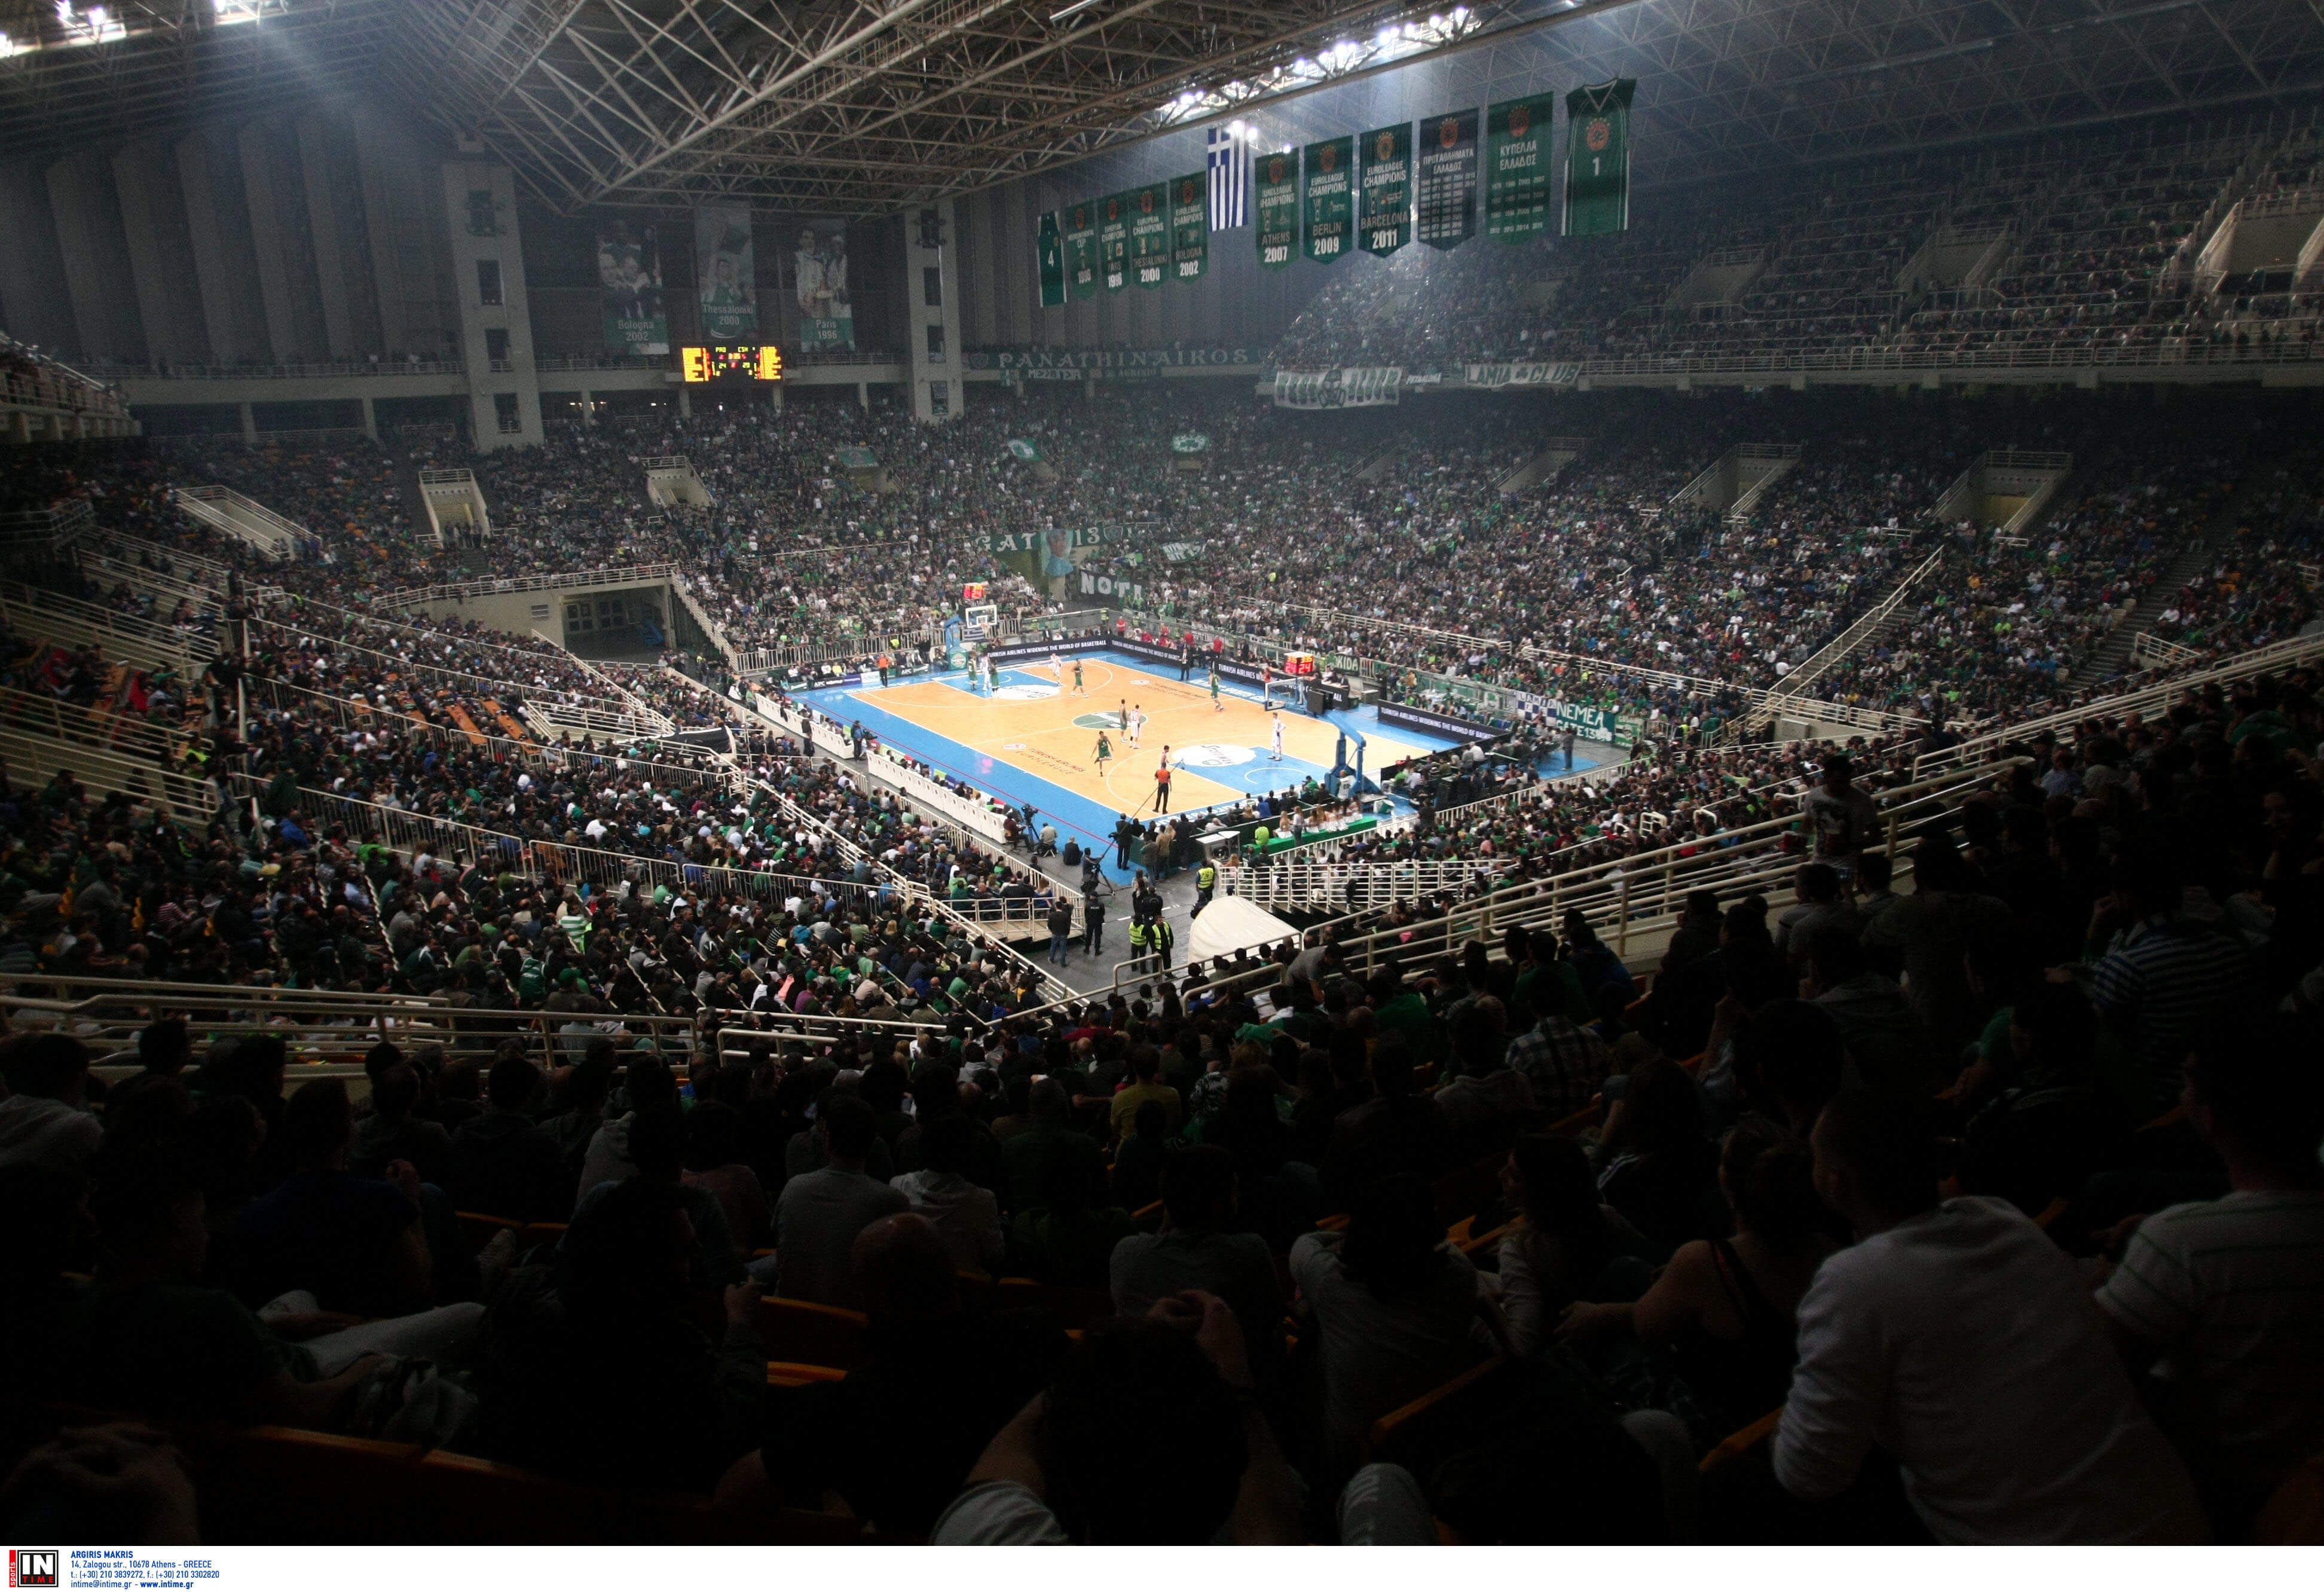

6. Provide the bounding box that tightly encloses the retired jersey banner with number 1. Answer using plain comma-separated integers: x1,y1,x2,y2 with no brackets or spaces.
1302,136,1354,264
1415,109,1478,250
1170,172,1209,282
1485,94,1557,242
1063,200,1100,300
1036,211,1067,307
1255,148,1300,270
1359,123,1412,257
1129,181,1170,289
1099,192,1131,292
1564,78,1637,237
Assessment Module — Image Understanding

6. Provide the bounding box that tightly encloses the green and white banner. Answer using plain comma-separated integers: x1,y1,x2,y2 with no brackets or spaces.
693,204,757,341
1098,192,1131,292
1129,181,1170,289
791,218,854,350
1461,361,1582,389
1272,366,1403,409
837,447,879,471
597,222,669,355
1255,148,1299,270
1170,172,1209,283
1564,78,1637,237
1170,433,1210,454
1005,439,1041,461
1416,108,1478,250
1036,210,1067,307
1555,702,1622,738
1302,135,1354,263
1162,540,1206,563
1063,200,1100,300
1359,123,1412,257
1485,94,1557,242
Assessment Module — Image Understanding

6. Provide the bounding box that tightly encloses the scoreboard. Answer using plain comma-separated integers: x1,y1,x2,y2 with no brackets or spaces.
679,345,783,382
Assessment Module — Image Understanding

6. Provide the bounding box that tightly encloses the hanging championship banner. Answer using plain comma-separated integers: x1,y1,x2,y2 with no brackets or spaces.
1063,200,1100,300
1129,181,1170,289
1359,123,1412,257
1565,78,1637,237
1485,94,1557,242
1302,135,1354,263
693,204,757,342
1271,367,1403,409
791,219,854,350
1098,192,1131,292
1416,109,1478,250
1170,172,1209,282
1255,148,1299,270
597,222,668,355
1036,211,1067,307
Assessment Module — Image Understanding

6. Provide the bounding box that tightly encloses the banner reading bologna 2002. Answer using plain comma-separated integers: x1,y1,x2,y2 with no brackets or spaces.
1170,172,1209,282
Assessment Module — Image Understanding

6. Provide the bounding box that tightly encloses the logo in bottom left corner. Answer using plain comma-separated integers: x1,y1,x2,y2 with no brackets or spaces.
10,1551,57,1589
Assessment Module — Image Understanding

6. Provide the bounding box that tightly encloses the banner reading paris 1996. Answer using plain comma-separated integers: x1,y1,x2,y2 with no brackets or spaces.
1098,192,1130,292
1129,181,1170,289
1255,148,1299,270
1565,78,1637,237
1037,210,1067,307
1064,200,1100,300
1302,135,1354,263
1359,123,1412,256
1170,172,1209,282
1271,366,1403,409
1486,94,1558,242
1416,109,1478,249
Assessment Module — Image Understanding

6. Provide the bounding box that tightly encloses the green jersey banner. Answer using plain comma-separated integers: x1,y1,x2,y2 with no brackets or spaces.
1169,172,1209,283
1255,148,1299,270
1564,78,1637,237
1098,192,1130,292
1129,181,1170,289
1359,123,1412,257
1063,200,1100,300
1485,94,1557,242
1416,109,1478,250
1302,136,1354,263
1036,211,1067,307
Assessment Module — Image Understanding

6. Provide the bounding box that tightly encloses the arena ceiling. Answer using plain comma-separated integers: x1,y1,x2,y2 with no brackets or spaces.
2,0,2321,211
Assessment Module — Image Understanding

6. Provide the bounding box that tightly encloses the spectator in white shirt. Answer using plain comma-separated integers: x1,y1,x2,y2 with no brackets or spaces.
2094,1019,2324,1534
774,1095,909,1307
1776,1089,2209,1543
889,1115,1004,1274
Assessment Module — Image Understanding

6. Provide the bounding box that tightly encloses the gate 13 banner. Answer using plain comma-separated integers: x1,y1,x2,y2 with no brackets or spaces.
1255,148,1299,270
1037,211,1067,307
1302,135,1354,262
1129,182,1170,289
1170,173,1209,282
1063,200,1100,300
1415,109,1478,250
1486,94,1557,243
1359,123,1412,257
1565,78,1637,237
1099,192,1130,292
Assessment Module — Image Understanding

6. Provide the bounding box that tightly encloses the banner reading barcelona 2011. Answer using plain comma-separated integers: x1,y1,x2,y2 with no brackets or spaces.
1416,108,1478,249
1485,93,1558,242
1359,123,1412,257
1170,172,1209,282
1063,200,1100,300
1302,135,1354,263
1129,181,1170,289
1255,148,1299,271
1564,78,1637,237
1099,192,1131,292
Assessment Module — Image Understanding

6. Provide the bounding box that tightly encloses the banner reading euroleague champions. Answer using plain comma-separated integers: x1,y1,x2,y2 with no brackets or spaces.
1487,94,1558,242
1063,200,1100,300
1170,172,1209,281
1255,147,1299,270
1129,181,1170,289
1098,192,1130,292
1302,135,1354,263
1359,123,1412,256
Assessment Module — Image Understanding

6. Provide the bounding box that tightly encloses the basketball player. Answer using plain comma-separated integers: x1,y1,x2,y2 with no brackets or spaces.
1072,659,1085,696
1128,703,1143,747
1118,699,1130,732
1208,664,1222,712
1154,747,1172,812
1049,648,1063,681
1092,729,1112,769
1270,712,1285,762
981,654,995,694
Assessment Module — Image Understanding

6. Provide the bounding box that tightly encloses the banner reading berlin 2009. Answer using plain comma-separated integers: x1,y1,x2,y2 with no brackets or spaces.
1271,367,1404,409
1302,135,1355,263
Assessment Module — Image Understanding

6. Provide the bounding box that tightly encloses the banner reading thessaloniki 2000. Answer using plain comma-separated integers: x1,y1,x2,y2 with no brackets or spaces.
791,218,854,352
598,221,669,355
1272,367,1404,409
694,204,757,342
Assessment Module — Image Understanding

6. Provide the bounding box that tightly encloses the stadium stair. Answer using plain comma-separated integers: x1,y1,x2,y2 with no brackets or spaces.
2076,466,2268,686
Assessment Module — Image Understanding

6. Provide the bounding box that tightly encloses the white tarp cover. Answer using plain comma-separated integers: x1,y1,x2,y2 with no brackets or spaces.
1188,894,1301,964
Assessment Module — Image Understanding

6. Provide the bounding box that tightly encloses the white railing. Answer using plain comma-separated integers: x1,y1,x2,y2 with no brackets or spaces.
1223,855,1513,915
2128,631,2206,670
1769,547,1947,703
173,485,304,561
1,725,219,820
88,359,466,380
371,564,681,611
668,572,739,661
0,580,218,674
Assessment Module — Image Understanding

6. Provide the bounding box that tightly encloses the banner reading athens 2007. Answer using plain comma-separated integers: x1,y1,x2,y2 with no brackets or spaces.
1255,148,1299,270
1098,192,1131,292
1063,200,1100,301
1565,78,1637,237
694,204,757,341
1416,109,1478,249
1302,136,1354,263
1486,94,1557,242
1170,173,1209,282
1271,367,1403,409
1359,123,1412,256
1129,182,1170,289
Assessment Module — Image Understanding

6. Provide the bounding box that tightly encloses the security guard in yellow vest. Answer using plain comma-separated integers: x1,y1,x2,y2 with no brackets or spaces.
1193,859,1217,918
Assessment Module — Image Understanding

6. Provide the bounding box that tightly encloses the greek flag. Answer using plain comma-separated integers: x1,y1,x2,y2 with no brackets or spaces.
1207,124,1247,230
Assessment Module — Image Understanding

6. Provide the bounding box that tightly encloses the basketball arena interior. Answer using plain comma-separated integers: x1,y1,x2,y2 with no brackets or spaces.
2,0,2323,1556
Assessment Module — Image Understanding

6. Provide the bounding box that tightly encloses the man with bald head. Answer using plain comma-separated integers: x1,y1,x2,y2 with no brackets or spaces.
720,1214,1069,1541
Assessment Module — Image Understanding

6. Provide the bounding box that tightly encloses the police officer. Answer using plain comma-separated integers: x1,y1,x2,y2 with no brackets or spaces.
1083,894,1106,958
1127,914,1154,974
1193,857,1217,918
1152,913,1176,973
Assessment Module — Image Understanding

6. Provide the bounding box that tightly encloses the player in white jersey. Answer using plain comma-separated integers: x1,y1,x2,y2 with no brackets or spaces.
1128,703,1144,746
1048,649,1062,680
1270,713,1285,761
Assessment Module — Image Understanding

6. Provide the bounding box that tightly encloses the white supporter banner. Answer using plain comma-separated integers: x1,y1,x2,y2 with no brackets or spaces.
1271,366,1404,408
1460,360,1582,389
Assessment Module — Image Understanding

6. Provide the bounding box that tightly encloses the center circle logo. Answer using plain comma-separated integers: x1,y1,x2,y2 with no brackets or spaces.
1174,742,1255,769
992,683,1058,701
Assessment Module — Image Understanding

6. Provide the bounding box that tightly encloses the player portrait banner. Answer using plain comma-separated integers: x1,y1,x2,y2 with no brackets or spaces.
1564,78,1637,237
1302,135,1354,264
1359,123,1412,257
1255,148,1299,271
1098,192,1132,292
1169,172,1209,282
1416,109,1479,250
791,218,854,351
1129,181,1170,289
1271,366,1403,409
1036,210,1068,307
1485,93,1557,243
693,204,757,342
597,222,668,355
1063,200,1100,300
